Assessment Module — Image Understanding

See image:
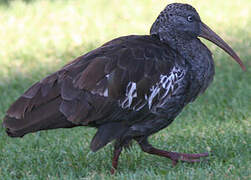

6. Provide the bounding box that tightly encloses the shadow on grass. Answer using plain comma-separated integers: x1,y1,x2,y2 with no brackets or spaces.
0,125,249,178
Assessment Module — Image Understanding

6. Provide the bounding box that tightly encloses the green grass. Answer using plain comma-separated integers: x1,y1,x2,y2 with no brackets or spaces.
0,0,250,179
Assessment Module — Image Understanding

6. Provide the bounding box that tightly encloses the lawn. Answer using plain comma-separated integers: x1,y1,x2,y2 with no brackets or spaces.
0,0,250,179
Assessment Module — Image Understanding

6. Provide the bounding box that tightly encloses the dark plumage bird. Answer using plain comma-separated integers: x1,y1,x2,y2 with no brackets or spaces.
3,3,245,173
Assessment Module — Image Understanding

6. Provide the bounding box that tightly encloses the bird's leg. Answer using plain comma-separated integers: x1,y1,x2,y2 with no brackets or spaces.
137,138,208,166
110,144,122,174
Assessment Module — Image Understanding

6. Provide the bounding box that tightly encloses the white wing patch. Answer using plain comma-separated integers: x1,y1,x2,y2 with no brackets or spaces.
147,85,161,109
103,88,108,97
120,66,185,112
90,73,111,97
120,82,137,108
91,67,184,112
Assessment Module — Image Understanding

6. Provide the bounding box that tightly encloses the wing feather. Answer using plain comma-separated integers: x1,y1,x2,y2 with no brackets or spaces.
4,35,186,128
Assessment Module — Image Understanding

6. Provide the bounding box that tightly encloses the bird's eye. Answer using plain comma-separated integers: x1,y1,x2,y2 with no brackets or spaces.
187,15,193,22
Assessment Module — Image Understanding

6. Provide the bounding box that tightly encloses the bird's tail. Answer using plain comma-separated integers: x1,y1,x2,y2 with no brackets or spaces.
3,96,77,138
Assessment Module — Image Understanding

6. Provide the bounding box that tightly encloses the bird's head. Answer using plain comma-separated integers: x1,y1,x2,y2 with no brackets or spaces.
150,3,246,71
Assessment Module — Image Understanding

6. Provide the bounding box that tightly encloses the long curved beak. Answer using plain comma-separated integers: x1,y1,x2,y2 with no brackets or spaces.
199,22,246,71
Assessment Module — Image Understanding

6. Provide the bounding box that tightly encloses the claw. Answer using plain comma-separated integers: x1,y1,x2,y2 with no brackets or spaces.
110,168,116,175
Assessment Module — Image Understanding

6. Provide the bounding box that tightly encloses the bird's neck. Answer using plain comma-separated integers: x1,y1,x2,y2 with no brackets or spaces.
156,32,211,66
152,32,214,78
150,20,193,51
157,33,215,95
182,38,215,96
156,30,193,51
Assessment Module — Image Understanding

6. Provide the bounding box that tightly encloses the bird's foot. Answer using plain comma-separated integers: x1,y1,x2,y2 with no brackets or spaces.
168,151,209,166
137,138,209,166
